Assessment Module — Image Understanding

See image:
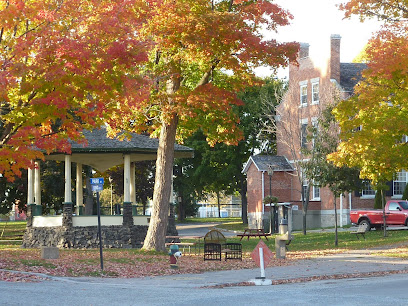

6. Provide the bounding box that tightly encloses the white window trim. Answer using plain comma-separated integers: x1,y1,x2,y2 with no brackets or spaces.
311,185,320,201
300,84,307,107
300,118,308,149
311,81,319,105
393,170,408,197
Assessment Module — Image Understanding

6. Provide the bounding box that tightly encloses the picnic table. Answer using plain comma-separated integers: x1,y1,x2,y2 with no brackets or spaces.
237,228,271,241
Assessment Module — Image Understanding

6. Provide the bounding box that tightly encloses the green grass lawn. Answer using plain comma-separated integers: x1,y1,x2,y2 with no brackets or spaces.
0,221,26,240
2,220,408,254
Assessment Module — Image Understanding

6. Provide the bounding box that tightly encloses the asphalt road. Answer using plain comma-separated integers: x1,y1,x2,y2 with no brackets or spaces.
1,273,407,305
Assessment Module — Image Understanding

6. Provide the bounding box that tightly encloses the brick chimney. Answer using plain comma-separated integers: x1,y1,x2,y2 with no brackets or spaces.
299,43,310,59
330,34,341,82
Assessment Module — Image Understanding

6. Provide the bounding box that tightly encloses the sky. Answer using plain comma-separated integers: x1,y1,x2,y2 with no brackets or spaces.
256,0,383,78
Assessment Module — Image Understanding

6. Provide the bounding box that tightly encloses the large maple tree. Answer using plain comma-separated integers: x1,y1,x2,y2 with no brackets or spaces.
128,0,298,251
329,2,408,186
1,0,298,252
0,0,149,179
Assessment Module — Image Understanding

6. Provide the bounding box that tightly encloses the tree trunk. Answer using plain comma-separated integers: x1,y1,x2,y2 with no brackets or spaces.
382,189,387,237
302,184,310,235
334,194,338,247
142,114,178,252
177,195,185,222
240,178,248,225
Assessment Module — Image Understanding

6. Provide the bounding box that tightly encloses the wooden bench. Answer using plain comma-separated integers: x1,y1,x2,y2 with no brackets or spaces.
203,230,242,261
351,224,368,240
237,228,271,241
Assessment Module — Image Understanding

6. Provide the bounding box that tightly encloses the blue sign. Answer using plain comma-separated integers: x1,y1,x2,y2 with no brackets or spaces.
90,178,104,185
90,178,104,192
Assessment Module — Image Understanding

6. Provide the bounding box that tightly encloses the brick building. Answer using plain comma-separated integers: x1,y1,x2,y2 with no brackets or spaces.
244,35,396,230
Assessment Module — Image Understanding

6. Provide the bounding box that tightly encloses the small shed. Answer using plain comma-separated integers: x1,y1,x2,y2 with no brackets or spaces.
243,155,294,228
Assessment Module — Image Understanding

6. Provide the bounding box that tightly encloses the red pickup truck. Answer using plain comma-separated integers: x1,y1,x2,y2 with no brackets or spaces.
350,200,408,230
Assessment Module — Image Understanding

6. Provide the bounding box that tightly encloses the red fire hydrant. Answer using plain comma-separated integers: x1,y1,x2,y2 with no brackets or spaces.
169,245,182,269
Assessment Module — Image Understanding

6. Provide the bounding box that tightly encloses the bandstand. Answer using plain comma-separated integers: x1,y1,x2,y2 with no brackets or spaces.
22,128,193,249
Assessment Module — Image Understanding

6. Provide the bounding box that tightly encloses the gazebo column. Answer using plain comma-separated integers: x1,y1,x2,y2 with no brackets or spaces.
123,154,134,226
62,154,73,228
76,163,84,215
130,162,137,216
34,161,42,216
26,165,35,226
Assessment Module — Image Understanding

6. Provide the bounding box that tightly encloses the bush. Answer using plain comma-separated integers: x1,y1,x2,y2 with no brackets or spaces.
374,190,385,209
402,184,408,200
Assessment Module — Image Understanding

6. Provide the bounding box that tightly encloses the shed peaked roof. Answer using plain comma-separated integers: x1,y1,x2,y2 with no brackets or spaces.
45,127,194,172
243,155,294,174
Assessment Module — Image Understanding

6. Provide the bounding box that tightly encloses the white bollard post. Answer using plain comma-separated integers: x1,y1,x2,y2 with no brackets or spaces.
259,247,265,279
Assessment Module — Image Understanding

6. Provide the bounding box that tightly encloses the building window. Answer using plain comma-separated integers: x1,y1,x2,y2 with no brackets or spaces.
301,121,308,148
361,180,375,197
312,82,319,104
394,170,407,196
300,84,307,106
311,117,318,147
312,185,320,200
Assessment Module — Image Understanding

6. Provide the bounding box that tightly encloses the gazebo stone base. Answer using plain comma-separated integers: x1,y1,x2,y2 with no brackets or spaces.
22,225,148,249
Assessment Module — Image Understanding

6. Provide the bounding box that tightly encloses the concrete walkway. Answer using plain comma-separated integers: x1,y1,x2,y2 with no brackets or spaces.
172,223,408,287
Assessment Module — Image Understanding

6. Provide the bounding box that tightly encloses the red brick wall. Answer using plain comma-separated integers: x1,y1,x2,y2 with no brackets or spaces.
275,35,374,212
247,164,295,214
246,164,263,214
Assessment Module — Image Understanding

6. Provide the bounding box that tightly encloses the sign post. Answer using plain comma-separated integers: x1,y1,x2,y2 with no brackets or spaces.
250,240,273,285
90,177,104,271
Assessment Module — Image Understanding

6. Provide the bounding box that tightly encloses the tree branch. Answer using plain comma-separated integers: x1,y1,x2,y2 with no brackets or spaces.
196,59,220,87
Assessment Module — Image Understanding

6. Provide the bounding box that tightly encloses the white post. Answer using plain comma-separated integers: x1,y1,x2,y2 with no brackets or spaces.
259,247,265,278
130,162,136,204
34,161,41,206
27,167,34,204
123,154,131,203
76,163,83,214
34,161,41,215
65,155,72,203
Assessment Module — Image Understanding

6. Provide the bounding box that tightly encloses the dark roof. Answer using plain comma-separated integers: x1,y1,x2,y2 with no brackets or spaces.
69,127,193,154
340,63,367,93
243,155,294,173
45,127,193,172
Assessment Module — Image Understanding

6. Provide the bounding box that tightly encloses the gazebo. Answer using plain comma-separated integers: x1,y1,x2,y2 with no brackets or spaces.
22,127,193,249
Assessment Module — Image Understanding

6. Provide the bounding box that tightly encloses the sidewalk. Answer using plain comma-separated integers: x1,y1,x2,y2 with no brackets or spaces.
46,246,408,289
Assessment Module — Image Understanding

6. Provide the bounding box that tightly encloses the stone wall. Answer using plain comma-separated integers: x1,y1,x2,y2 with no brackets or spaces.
22,225,148,249
23,203,178,249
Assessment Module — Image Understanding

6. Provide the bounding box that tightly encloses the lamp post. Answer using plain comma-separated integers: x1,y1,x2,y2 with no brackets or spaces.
267,164,275,233
109,176,113,215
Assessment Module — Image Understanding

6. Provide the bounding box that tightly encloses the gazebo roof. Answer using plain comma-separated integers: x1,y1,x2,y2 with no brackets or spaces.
45,127,194,172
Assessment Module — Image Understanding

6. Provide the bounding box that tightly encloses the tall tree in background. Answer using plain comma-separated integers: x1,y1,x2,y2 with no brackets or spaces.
264,78,337,234
173,79,284,223
330,2,408,188
303,105,361,246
